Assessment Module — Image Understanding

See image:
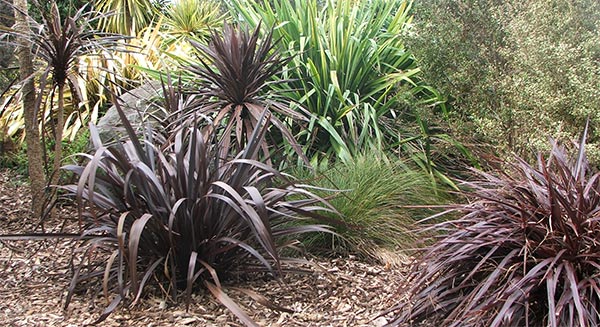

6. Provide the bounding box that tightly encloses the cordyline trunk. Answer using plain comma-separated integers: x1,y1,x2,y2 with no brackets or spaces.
51,84,64,187
13,0,47,219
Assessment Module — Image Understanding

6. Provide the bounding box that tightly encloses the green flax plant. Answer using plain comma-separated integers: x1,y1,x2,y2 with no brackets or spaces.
386,126,600,326
226,0,444,165
58,90,335,325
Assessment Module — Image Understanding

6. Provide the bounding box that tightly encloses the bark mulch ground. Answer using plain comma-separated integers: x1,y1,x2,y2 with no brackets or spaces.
0,169,406,326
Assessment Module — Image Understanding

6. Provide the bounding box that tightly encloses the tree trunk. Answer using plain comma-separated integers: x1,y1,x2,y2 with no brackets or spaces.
13,0,47,219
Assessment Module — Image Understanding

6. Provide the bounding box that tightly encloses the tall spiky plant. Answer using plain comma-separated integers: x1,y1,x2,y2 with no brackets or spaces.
58,90,335,325
181,23,309,166
3,2,125,184
1,1,125,216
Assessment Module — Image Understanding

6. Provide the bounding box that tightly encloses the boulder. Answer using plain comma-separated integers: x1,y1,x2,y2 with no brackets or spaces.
96,80,165,145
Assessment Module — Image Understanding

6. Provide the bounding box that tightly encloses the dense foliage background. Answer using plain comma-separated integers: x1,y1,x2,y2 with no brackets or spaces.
1,0,599,325
408,0,600,163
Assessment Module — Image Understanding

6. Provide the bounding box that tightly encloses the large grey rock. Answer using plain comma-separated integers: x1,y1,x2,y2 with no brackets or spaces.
96,81,165,145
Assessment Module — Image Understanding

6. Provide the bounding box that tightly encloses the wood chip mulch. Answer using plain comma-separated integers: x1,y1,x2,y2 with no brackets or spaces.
0,169,407,326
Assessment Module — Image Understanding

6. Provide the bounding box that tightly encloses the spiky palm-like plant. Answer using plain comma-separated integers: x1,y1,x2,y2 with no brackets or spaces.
1,2,124,185
34,3,123,182
163,0,225,44
182,23,309,166
94,0,159,35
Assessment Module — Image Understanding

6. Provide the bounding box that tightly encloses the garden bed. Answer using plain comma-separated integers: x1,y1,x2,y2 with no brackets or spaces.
0,169,405,326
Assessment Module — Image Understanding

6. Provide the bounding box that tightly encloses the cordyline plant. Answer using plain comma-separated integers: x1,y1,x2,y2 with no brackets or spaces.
181,22,309,166
1,1,125,182
58,96,334,325
386,125,600,327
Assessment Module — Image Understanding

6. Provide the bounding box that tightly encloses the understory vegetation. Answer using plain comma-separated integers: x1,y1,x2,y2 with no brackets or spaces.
293,151,447,262
1,0,599,325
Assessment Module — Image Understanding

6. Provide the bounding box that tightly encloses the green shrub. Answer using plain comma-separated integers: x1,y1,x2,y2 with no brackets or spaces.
386,129,600,326
0,129,90,176
0,137,28,175
408,0,600,163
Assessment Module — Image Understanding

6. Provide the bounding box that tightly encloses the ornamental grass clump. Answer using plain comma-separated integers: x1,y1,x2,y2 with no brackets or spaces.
387,127,600,327
294,151,447,263
59,101,333,325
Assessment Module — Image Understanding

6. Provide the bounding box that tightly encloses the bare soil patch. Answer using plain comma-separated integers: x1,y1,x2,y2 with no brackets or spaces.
0,169,405,326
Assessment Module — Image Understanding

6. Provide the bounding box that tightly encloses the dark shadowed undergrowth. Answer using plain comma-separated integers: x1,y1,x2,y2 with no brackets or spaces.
387,127,600,327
